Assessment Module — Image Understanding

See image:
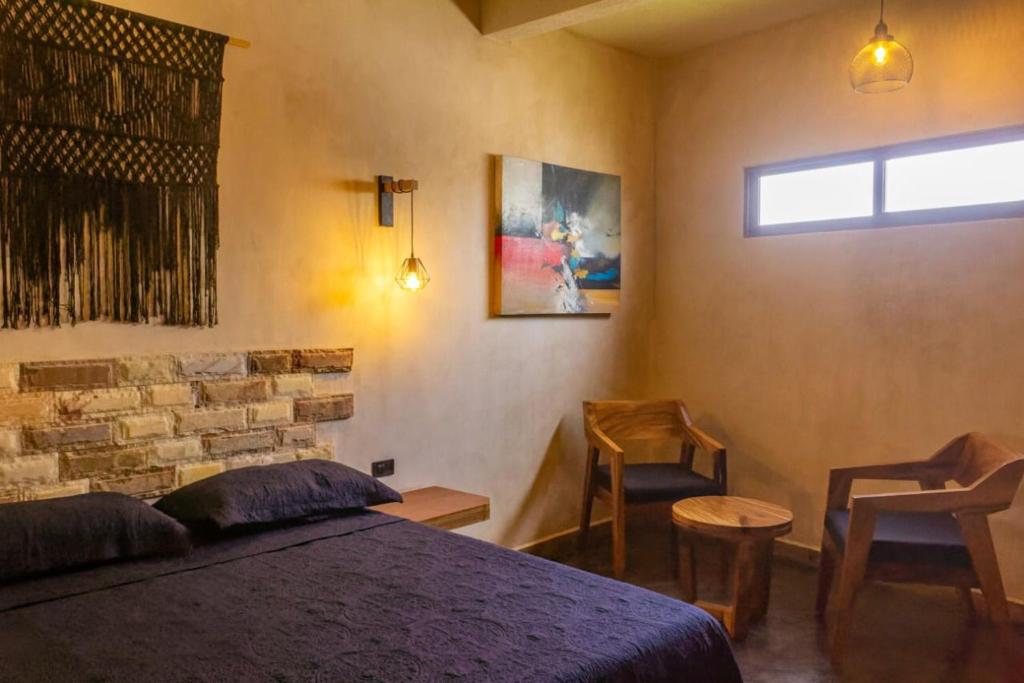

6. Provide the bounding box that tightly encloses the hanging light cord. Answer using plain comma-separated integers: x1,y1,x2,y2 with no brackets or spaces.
409,189,416,257
879,0,885,23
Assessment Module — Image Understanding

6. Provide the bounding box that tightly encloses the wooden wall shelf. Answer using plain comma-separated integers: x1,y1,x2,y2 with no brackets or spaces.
371,486,490,530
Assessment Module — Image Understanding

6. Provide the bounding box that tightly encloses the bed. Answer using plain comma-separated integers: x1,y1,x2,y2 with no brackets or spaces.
0,509,742,682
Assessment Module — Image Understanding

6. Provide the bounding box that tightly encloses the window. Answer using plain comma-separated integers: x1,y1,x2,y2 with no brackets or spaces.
745,126,1024,237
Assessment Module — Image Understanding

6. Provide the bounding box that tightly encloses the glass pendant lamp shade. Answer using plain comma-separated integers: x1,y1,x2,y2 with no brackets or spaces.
395,256,430,291
850,2,912,93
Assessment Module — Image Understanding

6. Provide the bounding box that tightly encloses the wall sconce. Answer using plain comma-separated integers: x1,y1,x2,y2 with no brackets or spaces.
378,176,430,292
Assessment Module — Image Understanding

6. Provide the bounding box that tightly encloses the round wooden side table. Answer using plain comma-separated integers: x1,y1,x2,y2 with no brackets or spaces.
672,496,793,640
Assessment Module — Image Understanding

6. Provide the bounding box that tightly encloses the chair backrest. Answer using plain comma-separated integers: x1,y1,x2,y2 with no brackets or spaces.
933,433,1024,510
582,400,692,442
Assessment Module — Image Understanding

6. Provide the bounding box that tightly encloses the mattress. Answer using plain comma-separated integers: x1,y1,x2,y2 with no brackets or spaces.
0,511,742,682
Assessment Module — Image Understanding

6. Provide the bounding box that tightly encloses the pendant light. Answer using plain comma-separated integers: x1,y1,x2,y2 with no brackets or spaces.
395,186,429,292
850,0,913,94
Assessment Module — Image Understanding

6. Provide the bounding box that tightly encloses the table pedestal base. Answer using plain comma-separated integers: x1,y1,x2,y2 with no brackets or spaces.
677,533,774,640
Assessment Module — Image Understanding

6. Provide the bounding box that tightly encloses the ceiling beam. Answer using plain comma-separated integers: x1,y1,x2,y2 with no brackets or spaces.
481,0,647,41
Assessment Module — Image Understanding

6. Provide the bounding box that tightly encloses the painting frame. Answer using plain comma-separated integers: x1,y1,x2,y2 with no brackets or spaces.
492,156,621,317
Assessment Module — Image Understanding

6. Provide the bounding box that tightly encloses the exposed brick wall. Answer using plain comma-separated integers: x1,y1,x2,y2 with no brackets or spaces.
0,349,354,502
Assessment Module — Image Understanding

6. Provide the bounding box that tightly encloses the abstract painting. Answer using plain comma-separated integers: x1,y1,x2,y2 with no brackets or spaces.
494,156,621,315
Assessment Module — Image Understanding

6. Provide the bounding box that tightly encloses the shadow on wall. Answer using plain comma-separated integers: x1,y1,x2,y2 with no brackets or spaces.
500,416,579,546
316,178,392,309
697,411,817,539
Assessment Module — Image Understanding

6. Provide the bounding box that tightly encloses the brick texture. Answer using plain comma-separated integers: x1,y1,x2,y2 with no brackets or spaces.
249,401,292,427
0,348,354,504
58,388,141,417
21,361,115,390
152,438,203,464
61,447,150,479
22,479,91,501
295,444,335,461
0,454,59,486
201,378,270,404
0,364,19,393
175,407,247,435
204,430,276,457
93,468,174,497
117,356,177,385
273,373,313,397
24,423,113,451
0,394,54,426
177,461,225,487
145,383,196,407
118,414,174,441
0,429,21,458
293,349,353,373
278,424,315,448
294,395,354,423
178,353,247,378
250,351,293,374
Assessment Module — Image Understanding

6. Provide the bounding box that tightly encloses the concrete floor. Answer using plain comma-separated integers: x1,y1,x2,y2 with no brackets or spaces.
527,515,1024,683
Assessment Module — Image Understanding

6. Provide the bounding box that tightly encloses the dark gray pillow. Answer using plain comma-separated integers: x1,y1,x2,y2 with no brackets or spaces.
0,492,190,584
154,459,402,530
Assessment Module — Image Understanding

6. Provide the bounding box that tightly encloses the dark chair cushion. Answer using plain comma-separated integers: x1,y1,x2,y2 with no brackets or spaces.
594,463,721,503
825,509,973,568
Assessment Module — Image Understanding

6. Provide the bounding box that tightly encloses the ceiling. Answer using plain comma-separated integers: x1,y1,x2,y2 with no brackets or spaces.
568,0,843,58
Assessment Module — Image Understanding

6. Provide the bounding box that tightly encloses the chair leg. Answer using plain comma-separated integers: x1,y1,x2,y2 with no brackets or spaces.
957,586,977,623
959,514,1011,625
578,448,598,552
815,533,836,619
612,498,626,579
611,454,626,579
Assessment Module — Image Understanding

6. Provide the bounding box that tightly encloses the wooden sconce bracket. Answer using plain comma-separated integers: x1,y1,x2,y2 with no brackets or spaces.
377,176,419,227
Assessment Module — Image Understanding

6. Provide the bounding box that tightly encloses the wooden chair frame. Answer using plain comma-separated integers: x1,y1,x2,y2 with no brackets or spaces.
816,432,1024,665
580,400,727,578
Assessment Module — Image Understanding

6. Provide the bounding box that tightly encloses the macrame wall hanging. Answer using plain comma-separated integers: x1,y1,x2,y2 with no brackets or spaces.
0,0,227,328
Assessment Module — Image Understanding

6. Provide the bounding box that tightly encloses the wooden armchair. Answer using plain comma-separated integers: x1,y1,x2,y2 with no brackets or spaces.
816,432,1024,664
580,400,727,578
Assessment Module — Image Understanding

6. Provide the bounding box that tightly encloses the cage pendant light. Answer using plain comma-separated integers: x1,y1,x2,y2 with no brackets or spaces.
395,188,430,291
850,0,913,94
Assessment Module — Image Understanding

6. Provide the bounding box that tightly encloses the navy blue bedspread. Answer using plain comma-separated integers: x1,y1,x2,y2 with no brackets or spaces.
0,511,741,682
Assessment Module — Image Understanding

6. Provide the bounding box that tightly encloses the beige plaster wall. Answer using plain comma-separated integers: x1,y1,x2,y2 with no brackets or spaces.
0,0,656,547
653,0,1024,596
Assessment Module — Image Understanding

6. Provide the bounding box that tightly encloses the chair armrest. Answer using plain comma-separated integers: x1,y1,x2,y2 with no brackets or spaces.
825,460,947,509
585,423,623,458
852,487,1007,515
683,424,727,493
682,424,724,454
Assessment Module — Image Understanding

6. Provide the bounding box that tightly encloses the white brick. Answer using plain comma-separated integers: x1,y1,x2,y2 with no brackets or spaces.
272,373,313,397
294,444,335,462
22,479,90,501
152,437,204,464
248,400,293,427
0,364,18,393
176,461,225,487
0,453,59,486
145,383,195,407
0,429,20,458
117,356,177,385
58,387,141,416
178,353,246,378
119,414,174,441
311,373,350,397
225,450,296,470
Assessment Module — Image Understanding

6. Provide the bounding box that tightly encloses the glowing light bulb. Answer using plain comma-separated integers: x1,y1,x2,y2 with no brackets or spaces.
873,44,888,64
395,256,429,292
